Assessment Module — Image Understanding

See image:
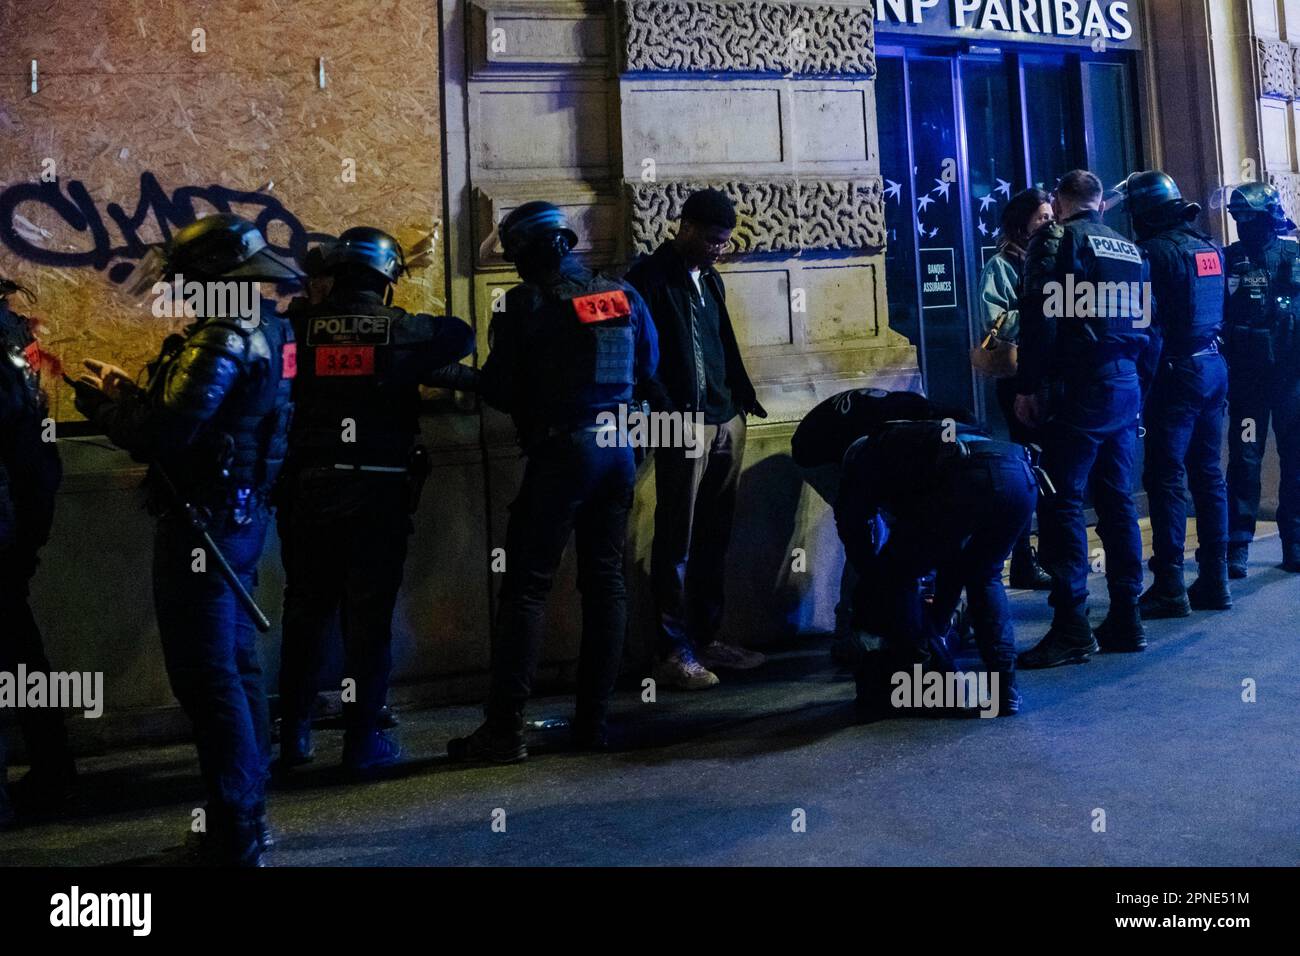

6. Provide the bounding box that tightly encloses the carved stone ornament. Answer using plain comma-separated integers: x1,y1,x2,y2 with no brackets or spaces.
1259,39,1295,100
628,177,885,255
622,1,876,77
1268,171,1300,230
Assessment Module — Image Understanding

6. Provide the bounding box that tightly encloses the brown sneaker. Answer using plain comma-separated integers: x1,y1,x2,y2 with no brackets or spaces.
652,652,720,690
698,640,767,671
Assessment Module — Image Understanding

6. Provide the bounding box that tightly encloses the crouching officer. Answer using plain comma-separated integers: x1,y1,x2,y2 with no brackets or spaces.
448,201,658,762
1224,183,1300,575
69,214,299,866
1,278,75,820
1014,170,1158,667
835,410,1036,718
277,227,474,774
1125,171,1231,616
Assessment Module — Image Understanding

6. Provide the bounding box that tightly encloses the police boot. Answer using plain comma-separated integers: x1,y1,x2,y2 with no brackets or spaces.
447,712,528,764
192,805,265,867
254,801,274,852
853,650,894,721
1188,557,1232,611
342,729,402,776
1009,545,1053,591
225,814,266,868
996,671,1022,717
1139,567,1191,620
1016,612,1097,669
1282,543,1300,573
277,717,314,770
1095,603,1147,653
571,704,610,752
1227,543,1250,580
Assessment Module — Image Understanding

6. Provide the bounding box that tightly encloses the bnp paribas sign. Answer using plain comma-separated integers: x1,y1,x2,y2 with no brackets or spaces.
876,0,1142,49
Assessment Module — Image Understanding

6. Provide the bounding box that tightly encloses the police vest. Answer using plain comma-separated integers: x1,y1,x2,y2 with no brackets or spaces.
1063,220,1151,361
514,273,637,431
1142,228,1225,355
289,297,428,468
1225,237,1300,369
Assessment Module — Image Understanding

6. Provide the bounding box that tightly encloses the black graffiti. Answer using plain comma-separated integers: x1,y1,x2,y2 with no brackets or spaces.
0,172,327,284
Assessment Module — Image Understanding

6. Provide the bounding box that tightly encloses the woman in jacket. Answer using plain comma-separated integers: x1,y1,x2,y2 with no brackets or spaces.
976,187,1055,590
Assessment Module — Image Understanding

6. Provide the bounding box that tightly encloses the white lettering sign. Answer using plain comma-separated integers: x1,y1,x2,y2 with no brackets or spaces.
878,0,1134,43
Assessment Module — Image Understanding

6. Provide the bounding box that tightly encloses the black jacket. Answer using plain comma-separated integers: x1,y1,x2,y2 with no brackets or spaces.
0,300,61,566
624,242,764,418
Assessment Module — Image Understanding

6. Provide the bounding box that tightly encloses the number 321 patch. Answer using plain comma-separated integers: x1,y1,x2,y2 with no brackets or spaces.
572,290,631,324
1195,251,1223,277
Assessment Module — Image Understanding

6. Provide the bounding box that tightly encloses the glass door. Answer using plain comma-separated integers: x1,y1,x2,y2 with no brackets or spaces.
877,45,1142,427
903,54,974,415
960,53,1026,432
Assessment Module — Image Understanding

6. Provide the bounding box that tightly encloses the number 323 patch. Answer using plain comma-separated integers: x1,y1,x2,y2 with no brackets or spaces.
315,345,375,376
572,290,631,324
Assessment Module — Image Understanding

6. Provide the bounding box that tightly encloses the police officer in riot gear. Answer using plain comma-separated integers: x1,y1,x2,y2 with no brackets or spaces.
1014,170,1159,668
447,201,658,762
822,396,1032,718
1224,182,1300,575
69,214,299,866
1124,171,1232,616
0,278,75,823
277,227,473,774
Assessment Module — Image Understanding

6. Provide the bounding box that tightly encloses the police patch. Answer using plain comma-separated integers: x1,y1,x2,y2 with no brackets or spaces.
1195,251,1222,277
1087,235,1142,264
306,314,392,346
572,290,631,324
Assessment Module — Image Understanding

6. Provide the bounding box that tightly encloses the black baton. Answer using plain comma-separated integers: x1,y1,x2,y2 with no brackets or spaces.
154,464,273,633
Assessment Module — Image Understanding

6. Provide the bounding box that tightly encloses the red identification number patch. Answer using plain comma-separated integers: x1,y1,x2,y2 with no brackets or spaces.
572,290,631,324
281,342,297,379
315,345,375,376
1196,251,1222,278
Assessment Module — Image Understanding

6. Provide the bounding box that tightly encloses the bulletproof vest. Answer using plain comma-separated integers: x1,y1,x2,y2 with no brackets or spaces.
510,271,637,433
1224,237,1300,368
1061,218,1150,361
288,295,428,467
1140,227,1225,356
150,304,295,497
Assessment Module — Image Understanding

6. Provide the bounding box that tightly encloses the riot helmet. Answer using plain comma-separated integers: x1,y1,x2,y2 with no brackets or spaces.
1228,182,1295,240
321,227,407,284
499,201,579,266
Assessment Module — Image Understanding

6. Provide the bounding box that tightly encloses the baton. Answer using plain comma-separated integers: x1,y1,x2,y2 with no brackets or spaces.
153,463,273,632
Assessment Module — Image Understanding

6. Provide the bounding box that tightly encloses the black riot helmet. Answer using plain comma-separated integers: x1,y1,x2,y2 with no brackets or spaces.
167,214,302,281
1228,182,1296,235
121,214,302,300
1123,170,1200,224
499,201,579,265
321,227,407,284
